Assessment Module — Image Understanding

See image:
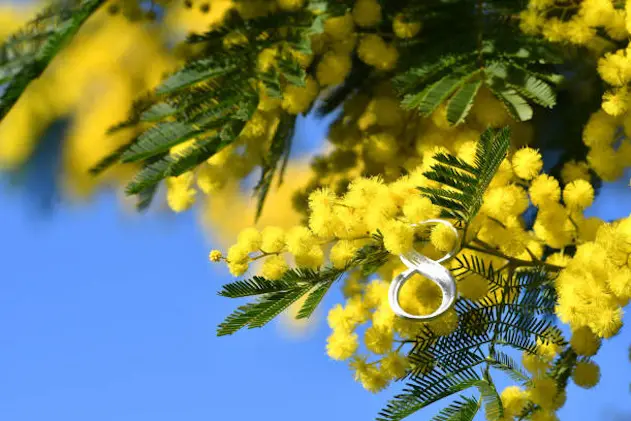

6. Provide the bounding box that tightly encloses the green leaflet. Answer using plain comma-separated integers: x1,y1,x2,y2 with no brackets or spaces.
296,281,334,319
218,277,306,298
452,254,506,290
0,0,107,120
217,286,301,334
124,156,173,195
420,127,511,223
446,79,482,125
248,285,313,328
404,66,476,115
378,376,484,421
155,56,240,95
430,396,480,421
478,376,504,421
488,351,530,383
485,61,556,109
254,114,295,220
120,121,201,163
488,81,534,121
140,102,177,123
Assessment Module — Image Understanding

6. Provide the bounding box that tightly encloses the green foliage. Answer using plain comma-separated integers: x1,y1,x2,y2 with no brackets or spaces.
393,0,563,125
430,396,480,421
217,234,390,335
379,245,565,421
420,127,511,223
254,113,296,219
0,0,106,120
86,9,321,210
217,267,342,336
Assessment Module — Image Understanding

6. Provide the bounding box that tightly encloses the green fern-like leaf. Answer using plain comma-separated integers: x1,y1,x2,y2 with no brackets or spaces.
219,277,305,298
217,267,343,335
0,0,106,120
488,351,529,383
296,280,334,319
217,286,311,336
155,56,241,95
377,372,483,421
412,66,477,116
446,79,482,125
120,121,201,163
478,376,504,420
420,127,510,223
254,114,296,220
430,396,480,421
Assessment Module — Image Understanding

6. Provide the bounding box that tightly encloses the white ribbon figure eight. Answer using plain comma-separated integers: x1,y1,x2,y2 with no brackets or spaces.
388,219,460,321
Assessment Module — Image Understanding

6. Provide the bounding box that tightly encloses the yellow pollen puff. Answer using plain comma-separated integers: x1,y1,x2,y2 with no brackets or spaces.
295,246,325,269
529,174,561,207
345,295,371,325
522,352,550,378
261,226,286,253
364,280,389,309
357,34,398,71
326,329,359,361
588,305,623,338
569,326,601,356
227,244,249,266
261,255,288,280
528,377,561,410
582,109,618,149
512,147,543,180
561,160,591,184
536,337,561,363
500,386,529,418
257,48,277,72
316,52,352,86
166,173,196,213
324,13,355,40
380,352,409,379
364,325,394,355
602,88,630,116
209,249,223,262
355,361,390,393
457,273,489,301
392,14,421,39
573,361,600,389
519,9,543,34
366,132,400,163
237,227,262,253
563,179,594,210
330,240,361,269
286,226,317,256
352,0,381,28
608,267,631,301
430,223,457,252
327,303,357,332
382,220,414,255
281,76,319,114
227,261,249,277
403,195,439,222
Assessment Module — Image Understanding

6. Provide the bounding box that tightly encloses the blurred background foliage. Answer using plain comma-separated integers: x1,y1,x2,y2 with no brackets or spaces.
0,0,324,245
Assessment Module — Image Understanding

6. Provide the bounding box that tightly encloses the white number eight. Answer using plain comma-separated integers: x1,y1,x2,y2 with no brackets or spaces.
388,219,460,321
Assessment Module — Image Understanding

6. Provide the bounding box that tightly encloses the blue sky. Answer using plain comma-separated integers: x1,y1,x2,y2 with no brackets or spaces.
1,120,631,421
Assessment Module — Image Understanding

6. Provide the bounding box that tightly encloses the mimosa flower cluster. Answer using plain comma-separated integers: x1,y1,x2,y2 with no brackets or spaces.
520,0,631,182
213,128,630,419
